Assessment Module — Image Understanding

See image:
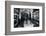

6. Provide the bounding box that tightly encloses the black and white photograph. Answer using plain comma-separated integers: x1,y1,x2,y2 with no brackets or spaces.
11,5,43,31
14,8,39,28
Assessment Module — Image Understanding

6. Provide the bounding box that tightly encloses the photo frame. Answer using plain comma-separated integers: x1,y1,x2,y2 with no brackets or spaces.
5,1,45,35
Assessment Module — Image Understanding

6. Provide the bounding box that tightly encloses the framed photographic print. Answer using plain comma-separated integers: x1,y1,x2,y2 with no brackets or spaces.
5,1,45,35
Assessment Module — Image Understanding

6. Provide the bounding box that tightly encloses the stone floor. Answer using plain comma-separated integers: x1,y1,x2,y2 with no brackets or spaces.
24,20,34,27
